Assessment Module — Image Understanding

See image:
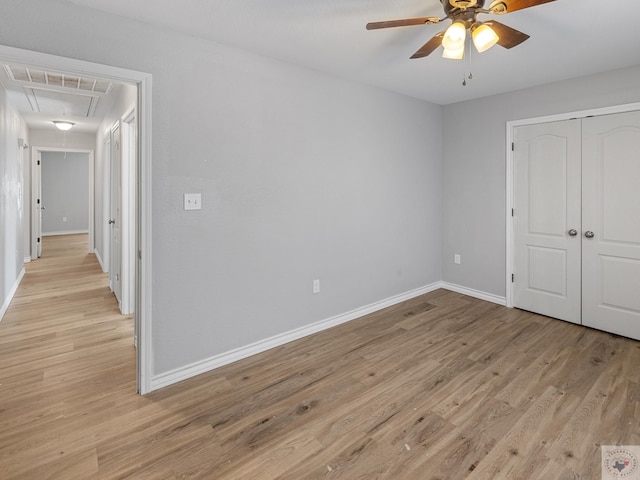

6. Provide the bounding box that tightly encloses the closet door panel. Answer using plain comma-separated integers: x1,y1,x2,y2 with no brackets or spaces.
513,119,582,323
582,110,640,340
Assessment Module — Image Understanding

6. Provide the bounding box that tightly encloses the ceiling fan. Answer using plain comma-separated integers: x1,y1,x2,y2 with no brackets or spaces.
366,0,556,60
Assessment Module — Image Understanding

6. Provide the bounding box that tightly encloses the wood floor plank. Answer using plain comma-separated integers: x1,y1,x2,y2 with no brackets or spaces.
1,235,639,479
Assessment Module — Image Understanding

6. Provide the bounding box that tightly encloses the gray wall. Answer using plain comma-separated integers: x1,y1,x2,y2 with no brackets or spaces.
40,152,90,235
441,65,640,297
0,83,28,315
0,0,443,375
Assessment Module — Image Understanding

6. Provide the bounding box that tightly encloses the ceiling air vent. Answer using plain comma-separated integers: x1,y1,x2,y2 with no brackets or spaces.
4,65,113,94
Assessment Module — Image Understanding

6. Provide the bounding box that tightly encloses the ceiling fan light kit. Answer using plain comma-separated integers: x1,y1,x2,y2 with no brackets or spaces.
443,46,465,59
367,0,556,66
471,22,499,52
442,21,466,51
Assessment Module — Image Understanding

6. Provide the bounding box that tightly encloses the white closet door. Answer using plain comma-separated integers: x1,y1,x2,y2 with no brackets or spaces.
513,119,582,324
582,111,640,340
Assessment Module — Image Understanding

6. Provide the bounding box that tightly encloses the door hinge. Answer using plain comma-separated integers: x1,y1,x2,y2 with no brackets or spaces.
37,160,40,165
511,142,514,151
511,273,514,282
37,198,40,204
511,208,514,217
138,250,142,260
37,237,40,243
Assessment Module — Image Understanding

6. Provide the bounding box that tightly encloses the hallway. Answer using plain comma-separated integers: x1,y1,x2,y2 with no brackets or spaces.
0,234,136,478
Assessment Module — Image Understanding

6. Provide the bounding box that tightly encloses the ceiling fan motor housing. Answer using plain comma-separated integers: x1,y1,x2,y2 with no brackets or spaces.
443,0,486,19
446,0,485,9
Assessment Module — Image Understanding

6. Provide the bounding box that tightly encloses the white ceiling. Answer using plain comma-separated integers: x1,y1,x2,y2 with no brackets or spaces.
3,0,640,133
61,0,640,105
0,64,120,133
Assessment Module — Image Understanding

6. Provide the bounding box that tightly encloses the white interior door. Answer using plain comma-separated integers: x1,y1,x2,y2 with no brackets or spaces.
110,124,123,306
581,111,640,339
513,119,582,324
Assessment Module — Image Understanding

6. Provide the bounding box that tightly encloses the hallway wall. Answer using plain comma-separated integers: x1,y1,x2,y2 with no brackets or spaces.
93,84,137,273
0,82,28,319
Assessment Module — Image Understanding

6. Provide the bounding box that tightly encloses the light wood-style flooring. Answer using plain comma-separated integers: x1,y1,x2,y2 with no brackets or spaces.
1,234,639,479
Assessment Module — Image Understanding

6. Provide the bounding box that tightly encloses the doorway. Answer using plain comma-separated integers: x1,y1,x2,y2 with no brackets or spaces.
31,148,94,260
0,44,153,394
508,109,640,340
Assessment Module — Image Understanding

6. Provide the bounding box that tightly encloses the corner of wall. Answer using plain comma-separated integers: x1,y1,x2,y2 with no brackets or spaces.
0,267,25,322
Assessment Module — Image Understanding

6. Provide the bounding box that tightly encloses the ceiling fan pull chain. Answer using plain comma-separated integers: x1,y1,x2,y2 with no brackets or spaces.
463,36,473,86
468,36,473,80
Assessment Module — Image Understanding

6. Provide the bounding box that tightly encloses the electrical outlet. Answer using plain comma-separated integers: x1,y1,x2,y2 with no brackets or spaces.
312,279,320,294
184,193,202,211
454,254,461,264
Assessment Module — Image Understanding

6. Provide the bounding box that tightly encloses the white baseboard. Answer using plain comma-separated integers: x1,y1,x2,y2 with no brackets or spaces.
24,256,31,263
42,230,89,236
94,249,107,273
150,282,443,391
0,267,25,322
439,281,506,306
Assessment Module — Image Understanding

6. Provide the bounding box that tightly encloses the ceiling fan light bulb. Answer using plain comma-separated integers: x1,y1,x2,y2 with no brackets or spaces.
472,23,499,52
442,46,465,59
442,21,466,51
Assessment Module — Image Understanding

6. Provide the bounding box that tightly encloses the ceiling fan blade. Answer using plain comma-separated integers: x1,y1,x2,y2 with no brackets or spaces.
489,0,556,14
410,32,445,59
366,17,440,30
485,20,530,49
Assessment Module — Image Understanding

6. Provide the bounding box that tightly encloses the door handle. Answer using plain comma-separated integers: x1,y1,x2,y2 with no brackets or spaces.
568,229,578,236
108,219,115,225
584,231,594,239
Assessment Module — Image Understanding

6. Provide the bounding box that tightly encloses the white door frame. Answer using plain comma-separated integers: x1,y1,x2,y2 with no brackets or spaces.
121,110,136,316
0,44,153,395
32,147,94,253
505,101,640,308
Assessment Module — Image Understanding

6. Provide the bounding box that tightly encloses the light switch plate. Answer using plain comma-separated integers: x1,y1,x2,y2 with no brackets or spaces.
184,193,202,211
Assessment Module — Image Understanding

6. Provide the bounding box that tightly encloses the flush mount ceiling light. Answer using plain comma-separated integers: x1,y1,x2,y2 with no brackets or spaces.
53,121,75,131
366,0,555,60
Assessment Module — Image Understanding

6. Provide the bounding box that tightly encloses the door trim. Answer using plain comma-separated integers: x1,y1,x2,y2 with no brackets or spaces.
506,102,640,308
0,44,153,395
31,147,95,254
102,136,111,275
